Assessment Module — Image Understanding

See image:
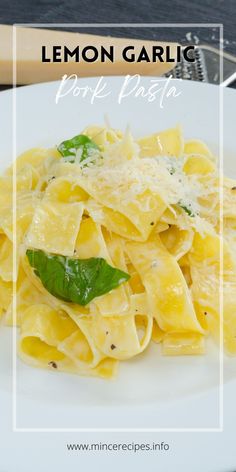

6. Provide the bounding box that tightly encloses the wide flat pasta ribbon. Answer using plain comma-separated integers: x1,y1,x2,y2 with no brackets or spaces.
125,235,205,333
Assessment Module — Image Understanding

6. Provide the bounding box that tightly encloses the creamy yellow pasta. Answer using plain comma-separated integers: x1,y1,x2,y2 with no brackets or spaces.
0,124,235,379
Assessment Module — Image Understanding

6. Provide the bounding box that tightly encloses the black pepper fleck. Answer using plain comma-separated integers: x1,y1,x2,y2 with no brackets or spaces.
204,311,207,315
48,361,57,369
150,222,154,226
231,186,236,191
110,344,116,350
105,331,109,335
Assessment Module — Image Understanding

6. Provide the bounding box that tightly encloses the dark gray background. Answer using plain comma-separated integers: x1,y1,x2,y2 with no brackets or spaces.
0,0,235,88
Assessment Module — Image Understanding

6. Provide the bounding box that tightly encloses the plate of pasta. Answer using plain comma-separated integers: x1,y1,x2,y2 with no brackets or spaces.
0,77,236,430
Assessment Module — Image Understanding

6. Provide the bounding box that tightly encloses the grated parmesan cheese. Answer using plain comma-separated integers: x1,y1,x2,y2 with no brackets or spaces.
48,130,220,236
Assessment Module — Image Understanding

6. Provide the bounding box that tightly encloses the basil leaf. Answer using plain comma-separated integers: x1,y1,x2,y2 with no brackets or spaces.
178,202,195,217
57,134,100,163
26,249,130,306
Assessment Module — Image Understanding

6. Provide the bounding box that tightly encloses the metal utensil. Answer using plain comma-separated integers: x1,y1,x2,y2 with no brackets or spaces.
165,45,236,86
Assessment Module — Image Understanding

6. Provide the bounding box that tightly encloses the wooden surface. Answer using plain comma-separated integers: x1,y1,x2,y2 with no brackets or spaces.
0,0,235,90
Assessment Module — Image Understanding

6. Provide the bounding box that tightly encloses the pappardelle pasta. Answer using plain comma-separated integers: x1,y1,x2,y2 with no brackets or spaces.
0,124,235,379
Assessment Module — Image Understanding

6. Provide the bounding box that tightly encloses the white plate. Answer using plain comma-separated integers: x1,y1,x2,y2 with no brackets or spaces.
0,78,236,453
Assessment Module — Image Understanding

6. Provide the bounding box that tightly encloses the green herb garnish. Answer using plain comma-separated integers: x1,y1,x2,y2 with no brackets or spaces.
58,134,100,163
178,202,195,217
26,249,130,306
